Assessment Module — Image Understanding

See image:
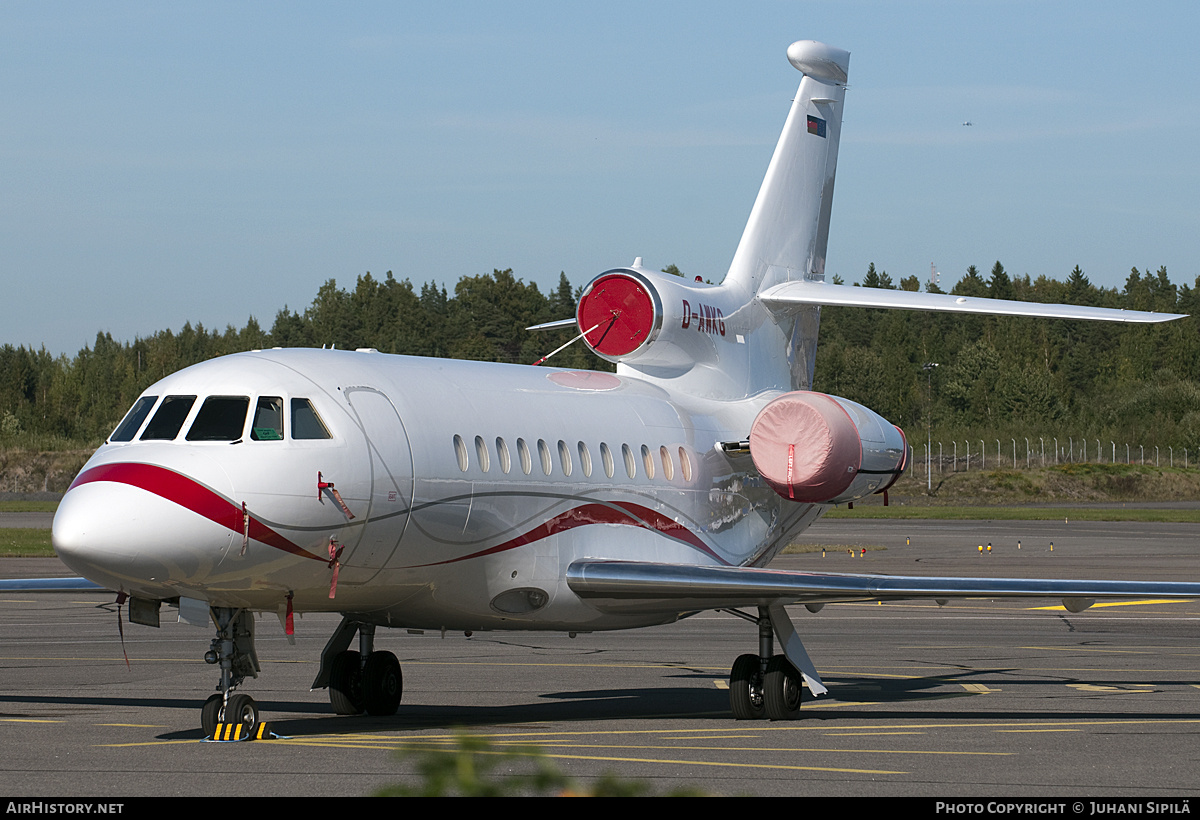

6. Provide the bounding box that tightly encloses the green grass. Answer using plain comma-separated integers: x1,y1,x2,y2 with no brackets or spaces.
0,528,54,556
0,501,59,513
824,505,1200,522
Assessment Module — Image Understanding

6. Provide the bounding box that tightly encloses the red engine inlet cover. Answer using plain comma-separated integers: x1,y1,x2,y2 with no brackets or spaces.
576,273,658,358
749,392,862,502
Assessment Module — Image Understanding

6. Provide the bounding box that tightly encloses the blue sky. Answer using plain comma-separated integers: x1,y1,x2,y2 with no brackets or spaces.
4,1,1198,355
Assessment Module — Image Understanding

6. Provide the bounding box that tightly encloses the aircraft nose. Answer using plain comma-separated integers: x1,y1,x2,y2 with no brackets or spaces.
53,460,237,597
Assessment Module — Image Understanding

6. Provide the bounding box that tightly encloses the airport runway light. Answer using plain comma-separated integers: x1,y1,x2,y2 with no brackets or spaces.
1011,438,1016,468
1040,438,1045,466
1025,438,1030,468
1096,439,1100,463
1054,437,1058,464
1155,446,1159,467
1140,445,1144,465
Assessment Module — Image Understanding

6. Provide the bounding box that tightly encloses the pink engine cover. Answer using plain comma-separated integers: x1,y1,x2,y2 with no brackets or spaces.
749,392,862,503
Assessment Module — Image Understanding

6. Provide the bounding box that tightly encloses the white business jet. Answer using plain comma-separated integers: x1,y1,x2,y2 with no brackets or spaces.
32,40,1196,736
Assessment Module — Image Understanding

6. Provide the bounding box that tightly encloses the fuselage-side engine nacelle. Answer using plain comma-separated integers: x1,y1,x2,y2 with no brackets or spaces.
748,391,907,505
575,267,733,371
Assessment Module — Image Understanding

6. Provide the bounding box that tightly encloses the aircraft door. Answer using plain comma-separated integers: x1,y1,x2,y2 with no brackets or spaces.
343,386,414,570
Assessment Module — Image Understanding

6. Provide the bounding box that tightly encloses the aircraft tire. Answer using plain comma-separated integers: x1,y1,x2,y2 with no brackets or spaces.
201,693,222,737
362,651,403,716
225,693,259,732
763,656,803,720
330,649,364,715
729,653,765,720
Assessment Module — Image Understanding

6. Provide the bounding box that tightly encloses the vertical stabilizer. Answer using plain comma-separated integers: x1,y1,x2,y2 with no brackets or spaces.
725,41,849,299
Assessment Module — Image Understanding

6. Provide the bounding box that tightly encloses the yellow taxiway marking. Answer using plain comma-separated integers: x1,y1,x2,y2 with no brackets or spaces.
1,718,63,724
95,723,166,728
95,716,1200,751
823,732,926,737
994,729,1081,734
1066,683,1154,693
1031,599,1196,611
958,683,997,693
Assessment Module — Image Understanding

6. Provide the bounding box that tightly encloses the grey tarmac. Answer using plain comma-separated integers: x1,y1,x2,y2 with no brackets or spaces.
0,518,1197,797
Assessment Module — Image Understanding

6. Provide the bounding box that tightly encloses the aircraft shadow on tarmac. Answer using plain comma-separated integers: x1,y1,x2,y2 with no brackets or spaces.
2,666,1194,741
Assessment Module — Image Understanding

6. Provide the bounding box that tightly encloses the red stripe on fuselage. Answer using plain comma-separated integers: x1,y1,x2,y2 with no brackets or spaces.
69,462,324,561
412,501,725,567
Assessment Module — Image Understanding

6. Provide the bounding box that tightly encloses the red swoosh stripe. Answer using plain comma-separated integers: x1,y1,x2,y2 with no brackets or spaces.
69,462,324,562
415,501,725,567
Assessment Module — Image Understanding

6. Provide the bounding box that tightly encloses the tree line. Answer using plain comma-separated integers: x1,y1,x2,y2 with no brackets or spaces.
1,262,1196,454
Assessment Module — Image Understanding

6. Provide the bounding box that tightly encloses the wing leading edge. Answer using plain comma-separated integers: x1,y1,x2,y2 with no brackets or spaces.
566,560,1200,614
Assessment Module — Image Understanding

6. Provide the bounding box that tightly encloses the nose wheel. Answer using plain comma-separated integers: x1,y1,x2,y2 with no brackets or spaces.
200,607,261,737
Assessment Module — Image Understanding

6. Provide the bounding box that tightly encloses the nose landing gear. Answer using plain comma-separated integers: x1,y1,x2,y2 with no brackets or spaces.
199,607,261,738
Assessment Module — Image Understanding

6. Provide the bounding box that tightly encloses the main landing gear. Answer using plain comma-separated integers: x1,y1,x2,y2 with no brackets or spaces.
200,607,261,737
725,605,823,721
316,619,403,716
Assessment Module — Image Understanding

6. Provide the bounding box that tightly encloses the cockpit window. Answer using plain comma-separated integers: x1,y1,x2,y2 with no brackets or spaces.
140,396,197,441
291,398,331,440
110,396,158,442
185,396,249,442
251,397,284,441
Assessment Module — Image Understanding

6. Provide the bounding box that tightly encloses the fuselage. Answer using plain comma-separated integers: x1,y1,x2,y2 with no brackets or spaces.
52,348,824,631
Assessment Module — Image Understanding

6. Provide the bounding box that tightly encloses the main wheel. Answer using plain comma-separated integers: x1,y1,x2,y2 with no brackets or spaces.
362,651,403,716
729,653,765,720
201,693,222,737
329,649,364,715
764,656,803,720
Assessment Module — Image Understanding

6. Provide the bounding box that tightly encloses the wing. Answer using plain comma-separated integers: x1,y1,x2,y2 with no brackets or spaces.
566,560,1200,615
758,280,1186,323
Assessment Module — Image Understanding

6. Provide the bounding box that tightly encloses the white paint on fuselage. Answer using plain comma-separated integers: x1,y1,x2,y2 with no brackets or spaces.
53,347,822,630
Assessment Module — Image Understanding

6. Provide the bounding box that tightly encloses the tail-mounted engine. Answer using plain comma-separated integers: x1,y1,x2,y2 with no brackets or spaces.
748,391,906,504
576,265,734,371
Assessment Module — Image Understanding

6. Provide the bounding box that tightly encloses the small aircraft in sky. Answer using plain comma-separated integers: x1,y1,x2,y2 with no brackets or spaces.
17,40,1195,736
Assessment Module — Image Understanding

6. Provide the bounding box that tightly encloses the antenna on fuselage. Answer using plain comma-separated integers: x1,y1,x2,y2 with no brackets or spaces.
530,316,614,366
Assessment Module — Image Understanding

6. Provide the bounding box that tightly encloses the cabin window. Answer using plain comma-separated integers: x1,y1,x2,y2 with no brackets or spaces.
186,396,250,441
517,438,532,475
557,440,573,476
678,447,693,482
110,395,158,442
496,437,511,474
291,398,332,440
453,434,469,472
537,439,552,476
475,435,490,473
641,445,655,479
578,442,593,477
622,443,636,478
140,395,196,441
600,442,615,478
250,397,284,441
659,446,674,480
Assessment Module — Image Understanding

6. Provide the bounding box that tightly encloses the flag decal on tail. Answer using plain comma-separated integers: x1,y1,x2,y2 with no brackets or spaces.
807,115,826,137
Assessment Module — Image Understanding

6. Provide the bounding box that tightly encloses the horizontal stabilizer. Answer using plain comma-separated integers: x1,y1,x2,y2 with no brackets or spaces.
566,560,1200,612
759,281,1186,323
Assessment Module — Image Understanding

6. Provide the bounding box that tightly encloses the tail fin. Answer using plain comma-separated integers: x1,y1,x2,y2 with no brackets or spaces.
724,41,849,299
